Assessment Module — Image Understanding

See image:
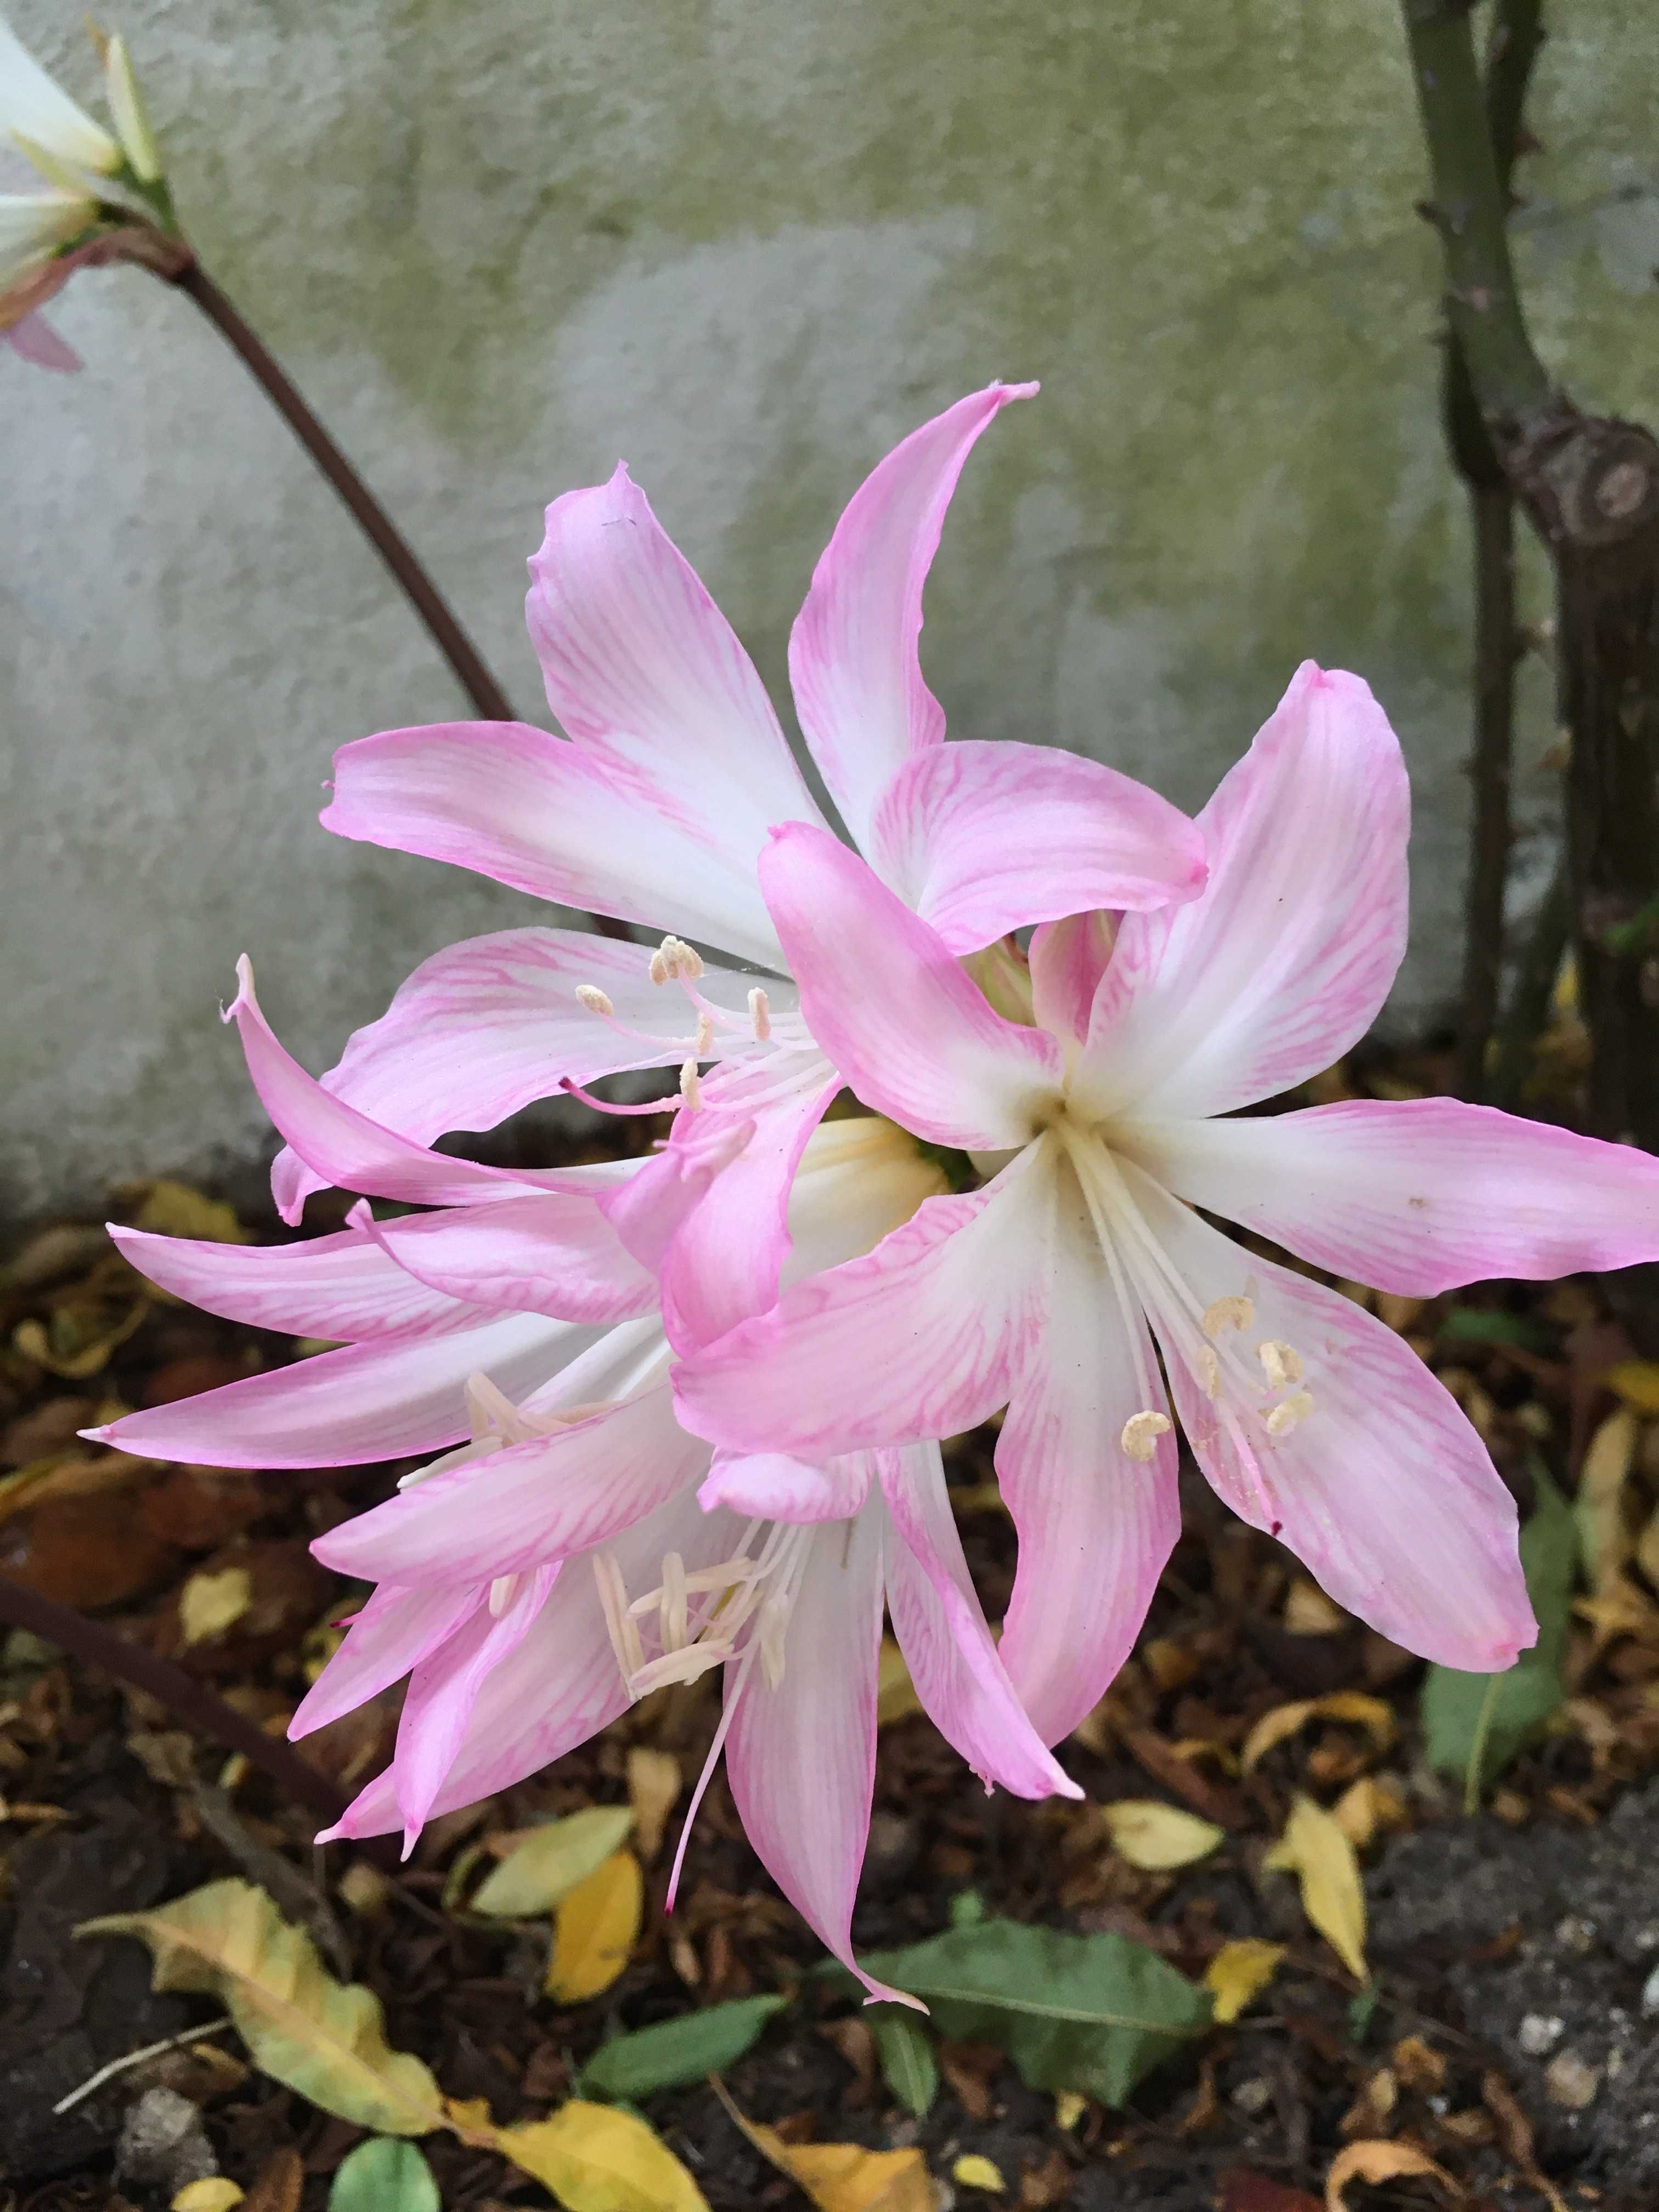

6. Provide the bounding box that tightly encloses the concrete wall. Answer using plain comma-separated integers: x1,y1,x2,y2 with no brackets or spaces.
4,0,1658,1211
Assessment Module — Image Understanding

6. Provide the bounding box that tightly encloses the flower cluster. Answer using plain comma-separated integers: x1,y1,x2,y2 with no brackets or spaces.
98,381,1659,1999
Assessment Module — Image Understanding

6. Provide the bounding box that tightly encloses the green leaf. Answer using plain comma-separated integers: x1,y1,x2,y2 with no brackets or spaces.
870,2007,938,2118
1437,1307,1556,1352
840,1919,1211,2107
576,1994,788,2100
1421,1465,1577,1797
328,2139,441,2212
471,1806,635,1917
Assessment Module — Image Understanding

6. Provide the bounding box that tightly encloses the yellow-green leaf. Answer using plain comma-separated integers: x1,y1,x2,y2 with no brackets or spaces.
77,1880,450,2136
495,2100,708,2212
1101,1799,1223,1870
546,1850,644,2004
1605,1358,1659,1415
130,1180,250,1244
472,1805,636,1918
952,2152,1005,2192
1263,1796,1368,1982
1242,1692,1395,1774
1203,1939,1285,2024
876,1638,923,1725
179,1566,253,1646
1576,1406,1638,1593
172,2184,245,2212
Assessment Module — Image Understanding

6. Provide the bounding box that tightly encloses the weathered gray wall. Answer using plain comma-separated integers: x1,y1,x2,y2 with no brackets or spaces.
3,1,1658,1211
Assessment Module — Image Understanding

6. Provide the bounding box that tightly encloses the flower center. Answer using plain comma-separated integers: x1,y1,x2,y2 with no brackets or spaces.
569,933,794,1118
592,1520,815,1701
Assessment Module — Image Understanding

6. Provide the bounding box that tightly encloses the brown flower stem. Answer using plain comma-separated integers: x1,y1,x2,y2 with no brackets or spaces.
0,1572,398,1869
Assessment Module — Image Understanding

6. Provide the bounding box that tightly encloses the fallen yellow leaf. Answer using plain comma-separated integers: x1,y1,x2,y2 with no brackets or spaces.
77,1880,456,2136
1263,1795,1368,1982
1324,2139,1458,2209
496,2100,709,2212
713,2080,933,2211
1284,1579,1348,1635
877,1638,923,1725
952,2151,1005,2192
472,1806,635,1917
172,2184,245,2212
179,1566,253,1646
1330,1774,1407,1850
130,1180,250,1244
1242,1692,1396,1774
626,1747,681,1863
547,1850,644,2004
1605,1359,1659,1415
1577,1407,1638,1593
1101,1798,1223,1870
1203,1939,1285,2024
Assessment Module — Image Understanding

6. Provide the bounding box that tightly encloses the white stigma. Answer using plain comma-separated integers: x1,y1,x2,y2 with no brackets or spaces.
1201,1294,1255,1340
747,986,771,1042
1259,1339,1304,1390
650,934,704,985
679,1058,702,1111
1120,1409,1171,1462
575,983,616,1016
1266,1389,1314,1437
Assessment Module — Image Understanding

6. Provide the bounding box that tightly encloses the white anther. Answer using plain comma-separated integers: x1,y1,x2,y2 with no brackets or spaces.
660,1550,689,1652
650,933,704,985
1195,1344,1221,1400
1201,1294,1256,1340
593,1551,646,1683
574,983,616,1016
1259,1340,1304,1390
487,1573,520,1618
759,1593,791,1689
1120,1410,1172,1462
693,1011,714,1057
679,1057,702,1111
748,986,771,1042
1265,1389,1314,1437
648,948,670,985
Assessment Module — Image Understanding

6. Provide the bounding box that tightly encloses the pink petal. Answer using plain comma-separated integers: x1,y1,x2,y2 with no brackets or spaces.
270,929,784,1220
788,383,1036,850
1121,1160,1533,1669
311,1383,706,1585
92,1308,579,1469
696,1447,874,1521
364,1193,656,1323
227,958,584,1226
868,740,1206,955
1124,1096,1659,1297
993,1160,1182,1745
722,1510,900,2001
4,309,81,371
757,825,1061,1149
391,1564,558,1845
109,1221,469,1341
596,1108,758,1277
878,1443,1080,1799
1078,664,1409,1120
1029,912,1116,1045
290,1582,479,1739
674,1153,1046,1458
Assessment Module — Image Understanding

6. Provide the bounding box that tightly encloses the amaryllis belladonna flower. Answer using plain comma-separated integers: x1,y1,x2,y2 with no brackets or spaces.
284,383,1206,1351
674,663,1659,1740
94,968,1075,1999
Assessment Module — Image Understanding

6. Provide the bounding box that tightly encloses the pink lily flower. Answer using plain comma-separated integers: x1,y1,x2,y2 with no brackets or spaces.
675,662,1659,1740
93,964,1076,1998
284,383,1207,1350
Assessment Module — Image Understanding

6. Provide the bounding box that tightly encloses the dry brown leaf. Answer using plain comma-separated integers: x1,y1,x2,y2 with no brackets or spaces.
1242,1693,1395,1774
239,2148,302,2212
1263,1795,1368,1981
1577,1407,1638,1593
1101,1798,1224,1869
546,1849,644,2004
627,1746,681,1863
1324,2141,1458,2209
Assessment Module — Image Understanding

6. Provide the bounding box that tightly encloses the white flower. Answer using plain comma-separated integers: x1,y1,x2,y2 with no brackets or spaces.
0,15,119,174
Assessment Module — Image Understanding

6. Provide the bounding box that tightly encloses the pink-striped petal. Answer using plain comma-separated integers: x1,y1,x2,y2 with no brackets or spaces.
757,826,1060,1149
363,1193,656,1324
227,958,584,1226
994,1158,1182,1745
868,740,1206,955
290,1582,480,1739
311,1383,703,1585
722,1510,900,2001
1077,664,1409,1121
596,1109,756,1278
674,1153,1047,1459
91,1308,582,1469
878,1444,1080,1799
1029,911,1116,1046
1122,1097,1659,1297
788,384,1035,850
1120,1160,1533,1670
696,1448,874,1522
109,1221,468,1341
270,929,783,1219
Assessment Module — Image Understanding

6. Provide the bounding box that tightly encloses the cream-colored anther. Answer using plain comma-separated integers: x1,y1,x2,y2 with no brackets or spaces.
1120,1409,1172,1462
593,1552,645,1681
1195,1344,1221,1400
748,986,771,1042
649,934,704,985
1265,1389,1314,1437
574,983,616,1016
759,1593,791,1688
1201,1295,1255,1339
693,1011,714,1057
1259,1340,1304,1390
679,1057,702,1111
487,1573,520,1618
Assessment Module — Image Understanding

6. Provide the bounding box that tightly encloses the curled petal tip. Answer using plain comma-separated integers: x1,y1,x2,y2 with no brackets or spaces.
77,1423,114,1446
860,1978,929,2013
